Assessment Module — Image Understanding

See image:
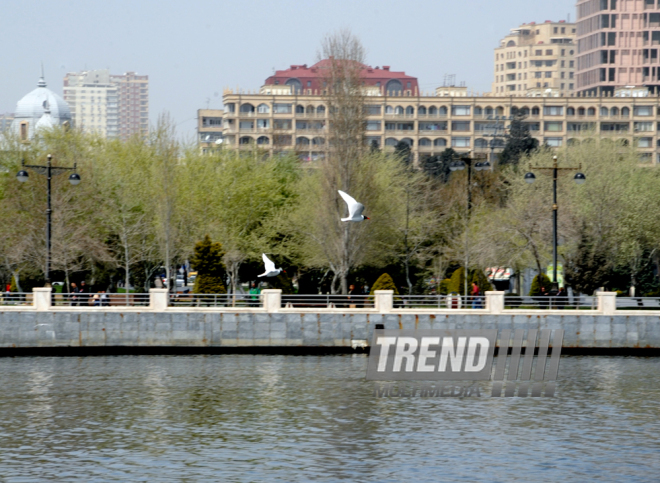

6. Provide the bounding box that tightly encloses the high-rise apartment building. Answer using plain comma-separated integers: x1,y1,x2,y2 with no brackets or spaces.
493,20,577,96
111,72,149,140
576,0,660,94
63,70,118,138
63,70,148,139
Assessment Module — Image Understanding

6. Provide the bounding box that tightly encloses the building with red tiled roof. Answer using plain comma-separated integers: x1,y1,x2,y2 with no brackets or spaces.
264,59,419,95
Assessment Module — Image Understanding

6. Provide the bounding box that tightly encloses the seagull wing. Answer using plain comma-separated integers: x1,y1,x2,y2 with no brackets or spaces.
338,190,360,218
262,253,276,272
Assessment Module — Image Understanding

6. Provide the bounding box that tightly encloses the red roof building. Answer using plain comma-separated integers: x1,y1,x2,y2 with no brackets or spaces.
264,59,419,95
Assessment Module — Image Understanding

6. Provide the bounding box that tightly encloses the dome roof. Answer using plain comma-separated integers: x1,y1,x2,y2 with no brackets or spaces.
35,111,55,131
11,76,72,138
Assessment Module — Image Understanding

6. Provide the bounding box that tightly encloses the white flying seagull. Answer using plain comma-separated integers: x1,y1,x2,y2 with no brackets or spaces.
258,253,284,277
338,190,369,222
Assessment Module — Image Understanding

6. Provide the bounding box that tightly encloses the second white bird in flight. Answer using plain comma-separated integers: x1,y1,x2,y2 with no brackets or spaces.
259,253,284,277
338,190,369,222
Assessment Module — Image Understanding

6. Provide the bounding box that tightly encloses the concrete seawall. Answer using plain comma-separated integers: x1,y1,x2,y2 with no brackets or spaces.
1,310,659,353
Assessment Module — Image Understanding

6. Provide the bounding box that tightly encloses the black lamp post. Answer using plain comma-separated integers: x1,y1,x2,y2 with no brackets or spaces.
449,152,490,296
17,154,81,285
524,155,585,288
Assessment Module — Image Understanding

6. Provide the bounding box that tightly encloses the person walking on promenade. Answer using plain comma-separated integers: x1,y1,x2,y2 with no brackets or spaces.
347,284,357,308
79,281,89,306
70,282,79,306
556,286,567,309
249,282,261,307
471,282,482,309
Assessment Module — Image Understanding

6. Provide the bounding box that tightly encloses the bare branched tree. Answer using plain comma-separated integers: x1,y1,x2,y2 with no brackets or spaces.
316,29,370,294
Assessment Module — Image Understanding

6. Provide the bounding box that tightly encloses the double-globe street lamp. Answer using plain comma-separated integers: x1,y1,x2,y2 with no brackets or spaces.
449,152,491,297
524,155,586,289
16,154,81,285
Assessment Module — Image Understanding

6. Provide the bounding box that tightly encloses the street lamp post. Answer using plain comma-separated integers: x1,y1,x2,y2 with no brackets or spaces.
524,155,585,288
450,152,490,297
17,154,81,285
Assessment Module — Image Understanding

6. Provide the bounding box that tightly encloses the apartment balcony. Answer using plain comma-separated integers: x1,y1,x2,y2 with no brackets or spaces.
420,114,448,119
417,145,435,152
418,129,448,135
295,112,327,118
295,128,327,135
384,129,417,135
238,127,274,134
384,113,416,119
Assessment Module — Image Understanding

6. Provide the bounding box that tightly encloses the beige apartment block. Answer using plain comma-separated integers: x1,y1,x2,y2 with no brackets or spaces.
493,21,577,96
576,0,660,95
63,70,118,138
197,109,224,153
217,88,660,164
63,70,148,140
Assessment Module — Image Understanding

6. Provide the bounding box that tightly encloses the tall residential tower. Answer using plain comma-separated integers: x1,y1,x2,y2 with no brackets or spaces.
63,70,148,139
576,0,660,94
493,20,576,96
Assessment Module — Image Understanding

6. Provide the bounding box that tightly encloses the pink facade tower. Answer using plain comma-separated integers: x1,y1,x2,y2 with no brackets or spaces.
577,0,660,94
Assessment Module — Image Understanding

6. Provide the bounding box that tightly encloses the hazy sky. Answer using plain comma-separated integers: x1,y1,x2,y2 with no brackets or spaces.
1,0,576,140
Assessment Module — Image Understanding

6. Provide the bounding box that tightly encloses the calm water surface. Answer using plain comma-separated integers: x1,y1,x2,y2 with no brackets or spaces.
0,354,658,482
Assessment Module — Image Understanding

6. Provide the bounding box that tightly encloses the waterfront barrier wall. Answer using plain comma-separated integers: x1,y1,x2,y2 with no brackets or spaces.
0,289,659,351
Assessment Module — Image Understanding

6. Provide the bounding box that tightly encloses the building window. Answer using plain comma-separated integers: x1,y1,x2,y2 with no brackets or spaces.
366,121,381,131
638,137,653,148
451,121,470,131
544,121,563,132
546,49,553,55
635,122,654,131
451,137,470,147
273,103,292,114
634,106,653,116
544,106,563,116
19,121,28,140
544,137,563,147
451,106,470,116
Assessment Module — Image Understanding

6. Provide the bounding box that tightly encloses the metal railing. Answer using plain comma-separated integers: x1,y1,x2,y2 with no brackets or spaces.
504,295,595,310
616,297,660,310
281,294,375,309
52,292,150,307
169,293,258,308
398,295,486,309
0,292,33,306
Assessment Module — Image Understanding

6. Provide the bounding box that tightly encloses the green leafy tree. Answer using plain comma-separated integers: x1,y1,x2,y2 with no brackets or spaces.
498,114,539,167
447,267,493,295
9,275,17,293
394,141,412,166
529,273,551,296
191,235,226,294
420,154,451,183
370,273,399,295
268,272,294,294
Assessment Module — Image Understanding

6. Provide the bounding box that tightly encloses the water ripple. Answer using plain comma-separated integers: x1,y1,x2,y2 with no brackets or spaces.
0,355,658,481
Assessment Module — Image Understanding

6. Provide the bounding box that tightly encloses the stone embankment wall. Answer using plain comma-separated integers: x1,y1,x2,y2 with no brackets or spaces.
0,289,658,351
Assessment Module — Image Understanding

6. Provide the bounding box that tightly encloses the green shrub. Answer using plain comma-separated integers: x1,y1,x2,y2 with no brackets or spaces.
438,278,451,295
529,273,551,296
193,274,226,294
447,268,493,295
191,235,226,294
370,273,399,295
268,271,294,294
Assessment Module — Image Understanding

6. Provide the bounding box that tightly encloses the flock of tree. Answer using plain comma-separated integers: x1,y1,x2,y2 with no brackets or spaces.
2,31,660,296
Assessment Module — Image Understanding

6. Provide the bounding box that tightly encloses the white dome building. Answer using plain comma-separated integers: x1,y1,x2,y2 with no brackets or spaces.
11,76,72,140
